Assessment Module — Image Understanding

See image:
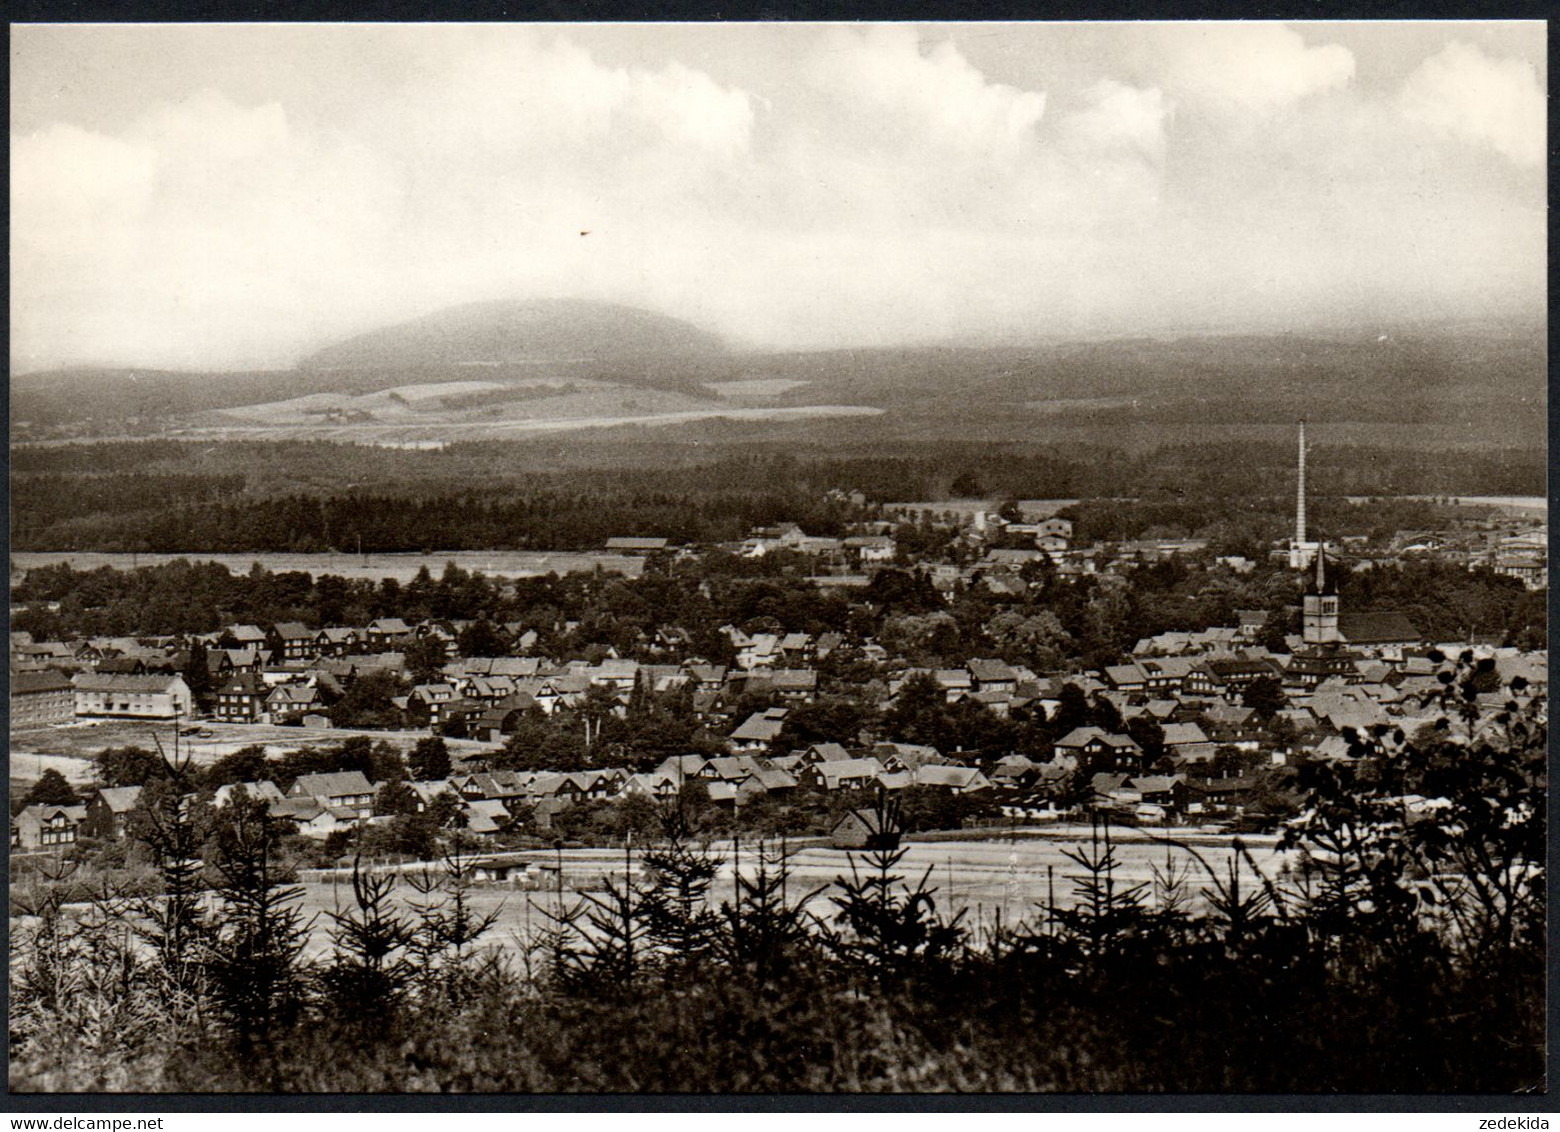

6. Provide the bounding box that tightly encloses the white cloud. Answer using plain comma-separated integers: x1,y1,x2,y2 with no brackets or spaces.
804,26,1046,157
628,60,755,157
11,123,157,232
1149,23,1355,114
1398,41,1545,167
1059,79,1170,163
6,24,1546,370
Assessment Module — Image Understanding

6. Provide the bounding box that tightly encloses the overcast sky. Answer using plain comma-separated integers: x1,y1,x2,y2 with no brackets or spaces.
10,21,1546,372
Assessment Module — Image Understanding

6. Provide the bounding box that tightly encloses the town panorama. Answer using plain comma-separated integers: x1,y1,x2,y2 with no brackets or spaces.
8,21,1546,1099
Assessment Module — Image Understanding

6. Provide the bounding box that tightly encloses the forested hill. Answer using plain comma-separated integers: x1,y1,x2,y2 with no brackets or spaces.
297,298,727,370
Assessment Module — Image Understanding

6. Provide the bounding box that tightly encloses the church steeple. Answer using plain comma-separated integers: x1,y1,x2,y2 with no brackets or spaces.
1303,545,1340,643
1313,542,1334,594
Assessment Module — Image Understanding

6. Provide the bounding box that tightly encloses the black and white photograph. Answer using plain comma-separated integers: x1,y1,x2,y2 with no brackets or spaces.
7,20,1547,1096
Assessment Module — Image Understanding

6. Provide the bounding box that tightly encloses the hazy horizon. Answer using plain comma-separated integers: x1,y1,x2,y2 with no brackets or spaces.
11,21,1546,374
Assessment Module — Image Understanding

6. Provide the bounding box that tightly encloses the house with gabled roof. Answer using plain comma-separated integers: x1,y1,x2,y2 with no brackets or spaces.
1089,773,1136,808
967,659,1019,694
1160,721,1216,766
226,624,268,647
522,674,588,714
933,669,973,702
525,772,587,804
682,663,728,690
271,798,359,839
814,632,845,659
844,535,896,563
267,622,316,662
82,786,144,840
462,799,514,835
1128,774,1184,805
762,668,818,701
989,755,1040,790
407,683,460,727
729,707,788,750
214,780,287,809
365,618,414,648
14,803,88,850
1053,727,1142,770
1337,612,1421,657
871,742,944,773
459,675,517,704
797,742,851,767
778,632,812,657
653,755,709,784
618,772,679,800
914,764,991,793
830,807,901,850
1201,656,1284,698
288,771,375,818
1136,656,1199,693
735,633,781,670
314,627,360,657
1103,663,1148,692
798,757,883,792
265,682,319,721
404,779,457,813
586,658,640,690
95,655,149,676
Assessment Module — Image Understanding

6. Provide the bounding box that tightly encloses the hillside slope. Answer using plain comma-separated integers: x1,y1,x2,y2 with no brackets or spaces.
298,298,727,370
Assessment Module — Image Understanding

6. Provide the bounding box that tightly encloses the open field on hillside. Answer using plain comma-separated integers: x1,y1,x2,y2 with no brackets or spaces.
198,379,716,426
702,378,812,398
166,403,885,444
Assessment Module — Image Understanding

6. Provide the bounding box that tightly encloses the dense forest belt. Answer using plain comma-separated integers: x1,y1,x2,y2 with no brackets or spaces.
8,438,1545,553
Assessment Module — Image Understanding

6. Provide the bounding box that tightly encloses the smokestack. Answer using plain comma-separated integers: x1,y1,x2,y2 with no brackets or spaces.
1296,420,1307,547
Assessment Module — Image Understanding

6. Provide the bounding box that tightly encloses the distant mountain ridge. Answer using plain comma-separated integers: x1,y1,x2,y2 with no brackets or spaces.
10,308,1544,452
298,299,727,371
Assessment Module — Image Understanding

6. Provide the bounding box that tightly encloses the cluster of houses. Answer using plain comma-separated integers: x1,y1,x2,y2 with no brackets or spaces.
749,511,1228,592
10,490,1547,854
12,771,376,851
16,608,1545,852
1379,520,1548,591
9,740,990,851
752,497,1546,596
10,553,1545,769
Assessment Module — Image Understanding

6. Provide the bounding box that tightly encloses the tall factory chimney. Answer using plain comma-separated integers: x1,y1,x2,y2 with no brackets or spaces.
1296,419,1307,548
1289,420,1320,570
